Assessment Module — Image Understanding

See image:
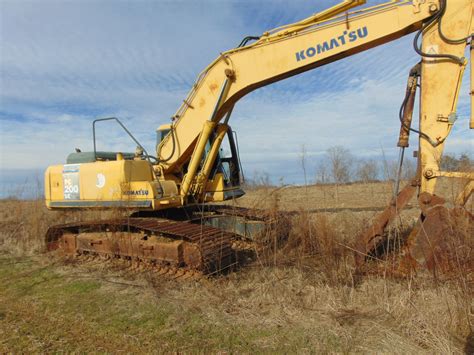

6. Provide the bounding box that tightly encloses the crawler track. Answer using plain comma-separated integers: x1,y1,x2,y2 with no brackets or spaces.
46,218,236,274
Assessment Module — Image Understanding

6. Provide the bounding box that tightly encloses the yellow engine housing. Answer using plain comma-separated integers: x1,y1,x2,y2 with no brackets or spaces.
45,158,180,210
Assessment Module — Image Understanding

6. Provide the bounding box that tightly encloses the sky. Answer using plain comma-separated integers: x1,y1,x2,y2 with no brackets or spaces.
0,0,472,196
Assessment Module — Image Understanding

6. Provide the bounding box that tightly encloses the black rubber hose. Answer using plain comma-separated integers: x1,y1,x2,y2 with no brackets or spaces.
238,36,260,48
437,0,472,44
413,0,465,65
144,154,159,163
157,126,176,163
398,65,435,145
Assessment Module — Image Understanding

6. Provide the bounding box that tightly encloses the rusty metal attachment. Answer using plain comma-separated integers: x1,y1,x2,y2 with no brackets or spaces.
354,181,417,269
355,186,473,277
405,201,473,275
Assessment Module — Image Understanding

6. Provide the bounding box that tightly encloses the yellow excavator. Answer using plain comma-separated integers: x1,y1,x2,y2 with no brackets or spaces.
45,0,473,275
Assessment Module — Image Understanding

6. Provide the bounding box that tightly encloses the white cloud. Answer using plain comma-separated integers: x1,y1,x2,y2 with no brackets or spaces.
0,0,472,185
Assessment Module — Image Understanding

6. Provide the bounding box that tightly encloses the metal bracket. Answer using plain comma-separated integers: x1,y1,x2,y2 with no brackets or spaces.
219,53,230,65
412,0,425,13
437,115,448,123
183,99,194,109
428,170,474,179
436,112,457,124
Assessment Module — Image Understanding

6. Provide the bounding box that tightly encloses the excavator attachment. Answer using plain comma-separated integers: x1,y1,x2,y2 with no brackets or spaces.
406,194,473,275
354,0,474,278
354,181,417,270
355,187,473,278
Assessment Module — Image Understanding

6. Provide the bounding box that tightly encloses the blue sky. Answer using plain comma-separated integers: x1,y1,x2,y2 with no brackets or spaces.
0,0,472,196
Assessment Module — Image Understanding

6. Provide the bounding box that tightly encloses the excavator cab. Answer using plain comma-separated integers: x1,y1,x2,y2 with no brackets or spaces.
156,123,245,201
156,124,171,148
209,127,243,189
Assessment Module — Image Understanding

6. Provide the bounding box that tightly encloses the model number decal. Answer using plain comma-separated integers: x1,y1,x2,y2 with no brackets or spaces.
62,164,80,200
64,180,79,194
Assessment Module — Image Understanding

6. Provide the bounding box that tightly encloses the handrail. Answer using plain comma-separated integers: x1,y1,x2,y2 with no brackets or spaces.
92,117,152,163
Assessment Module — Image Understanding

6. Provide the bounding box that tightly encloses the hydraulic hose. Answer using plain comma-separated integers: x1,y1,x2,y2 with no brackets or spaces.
437,0,473,44
413,0,466,65
237,36,260,48
398,64,436,145
157,125,176,163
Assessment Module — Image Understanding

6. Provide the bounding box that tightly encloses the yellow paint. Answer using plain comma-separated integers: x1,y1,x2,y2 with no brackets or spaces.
180,120,217,198
45,160,180,209
419,0,473,194
193,123,228,198
204,173,226,202
157,0,439,172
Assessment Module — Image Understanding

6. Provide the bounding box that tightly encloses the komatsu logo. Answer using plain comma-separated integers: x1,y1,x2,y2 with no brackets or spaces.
295,27,368,62
123,189,149,196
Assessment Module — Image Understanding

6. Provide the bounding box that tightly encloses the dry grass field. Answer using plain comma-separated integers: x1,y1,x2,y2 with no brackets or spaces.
0,180,473,353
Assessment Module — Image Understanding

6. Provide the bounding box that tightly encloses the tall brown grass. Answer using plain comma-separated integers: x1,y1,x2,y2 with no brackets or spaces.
1,181,472,352
0,198,127,255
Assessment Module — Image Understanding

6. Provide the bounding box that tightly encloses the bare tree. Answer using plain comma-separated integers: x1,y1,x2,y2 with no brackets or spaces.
384,158,417,182
299,144,308,188
326,146,353,202
327,146,352,184
315,160,330,185
246,170,271,189
458,153,472,172
440,153,459,171
440,152,473,172
402,158,417,180
356,159,378,183
315,160,330,203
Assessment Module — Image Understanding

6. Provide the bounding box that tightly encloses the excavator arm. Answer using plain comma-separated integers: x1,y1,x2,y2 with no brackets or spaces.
417,0,473,195
158,0,472,206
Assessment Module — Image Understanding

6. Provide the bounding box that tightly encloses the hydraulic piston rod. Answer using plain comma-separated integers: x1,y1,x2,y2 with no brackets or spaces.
394,64,420,197
471,41,473,129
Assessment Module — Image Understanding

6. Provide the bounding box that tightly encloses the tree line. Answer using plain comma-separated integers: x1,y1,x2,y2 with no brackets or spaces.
247,146,472,187
316,146,472,185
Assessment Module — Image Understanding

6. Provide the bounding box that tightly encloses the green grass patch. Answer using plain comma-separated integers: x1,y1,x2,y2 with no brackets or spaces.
0,255,471,353
0,256,302,352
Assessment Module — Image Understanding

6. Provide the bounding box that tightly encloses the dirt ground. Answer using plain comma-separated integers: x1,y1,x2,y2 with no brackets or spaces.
0,180,472,353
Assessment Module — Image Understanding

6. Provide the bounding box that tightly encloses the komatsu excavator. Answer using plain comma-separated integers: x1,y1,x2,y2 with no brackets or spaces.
45,0,473,276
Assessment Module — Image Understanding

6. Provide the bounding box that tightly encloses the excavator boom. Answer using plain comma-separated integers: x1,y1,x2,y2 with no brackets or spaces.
159,1,438,171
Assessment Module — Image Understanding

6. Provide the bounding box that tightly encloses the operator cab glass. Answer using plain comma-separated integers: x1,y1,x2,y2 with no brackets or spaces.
156,125,171,146
209,127,242,188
